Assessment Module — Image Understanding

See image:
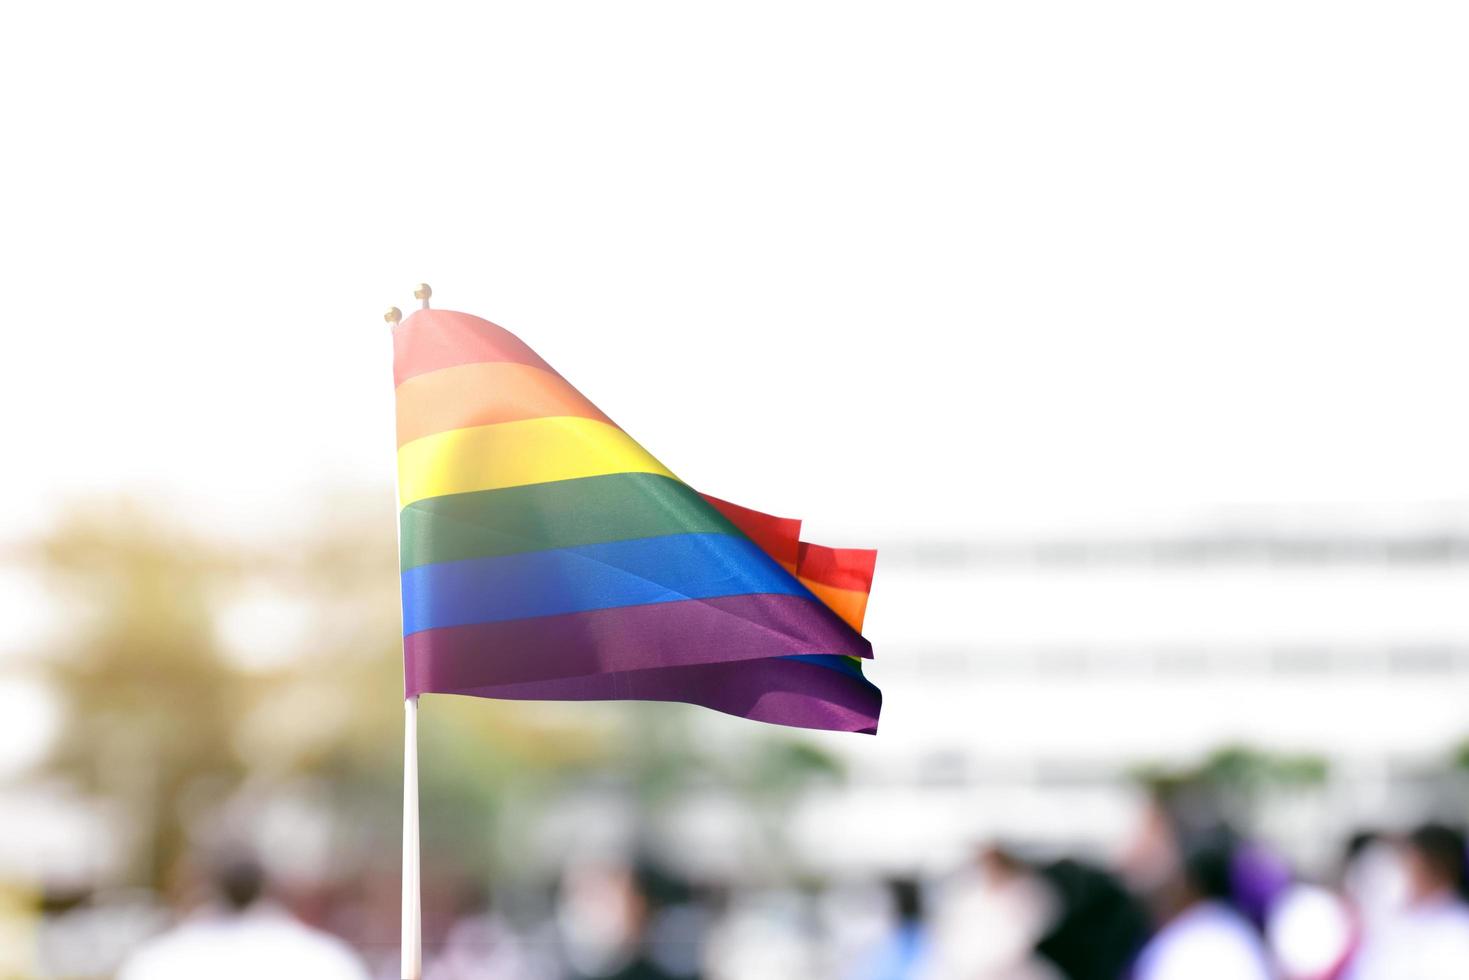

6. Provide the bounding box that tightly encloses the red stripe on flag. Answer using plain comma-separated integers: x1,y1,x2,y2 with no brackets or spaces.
797,542,877,594
394,309,561,386
699,494,801,570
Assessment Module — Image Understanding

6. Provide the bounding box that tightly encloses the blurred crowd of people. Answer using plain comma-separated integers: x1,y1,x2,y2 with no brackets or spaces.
18,788,1469,979
906,813,1469,980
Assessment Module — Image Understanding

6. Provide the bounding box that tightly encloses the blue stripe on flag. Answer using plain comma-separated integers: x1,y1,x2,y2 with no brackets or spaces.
401,532,810,634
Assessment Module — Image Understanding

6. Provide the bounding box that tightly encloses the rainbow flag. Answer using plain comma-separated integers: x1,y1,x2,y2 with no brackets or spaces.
393,309,881,733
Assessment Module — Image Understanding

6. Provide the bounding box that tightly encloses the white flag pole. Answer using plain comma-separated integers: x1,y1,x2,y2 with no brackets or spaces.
401,694,421,979
385,297,425,980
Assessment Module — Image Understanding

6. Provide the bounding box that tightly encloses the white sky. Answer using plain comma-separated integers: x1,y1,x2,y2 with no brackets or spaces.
2,1,1468,545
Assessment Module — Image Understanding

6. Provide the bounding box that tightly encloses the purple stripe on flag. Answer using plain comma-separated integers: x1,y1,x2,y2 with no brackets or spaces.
429,658,882,735
403,592,871,694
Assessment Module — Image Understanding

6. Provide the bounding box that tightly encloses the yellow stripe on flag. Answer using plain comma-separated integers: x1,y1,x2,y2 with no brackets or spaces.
398,416,676,507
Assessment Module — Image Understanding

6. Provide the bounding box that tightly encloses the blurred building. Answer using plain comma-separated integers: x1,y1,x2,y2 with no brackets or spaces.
696,511,1469,879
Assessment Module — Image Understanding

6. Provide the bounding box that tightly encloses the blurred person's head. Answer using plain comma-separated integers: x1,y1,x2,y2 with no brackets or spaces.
1178,824,1238,903
1230,840,1293,926
212,855,265,913
1401,823,1469,906
976,843,1034,889
556,857,661,976
1034,858,1150,980
1341,829,1381,872
631,858,690,914
1121,784,1229,900
1135,782,1274,920
1139,815,1247,925
1118,797,1182,895
887,877,924,926
932,843,1062,974
1340,828,1409,928
38,880,92,916
451,878,493,919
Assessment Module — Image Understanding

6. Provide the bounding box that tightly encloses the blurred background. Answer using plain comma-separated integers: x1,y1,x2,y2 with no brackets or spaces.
3,2,1469,978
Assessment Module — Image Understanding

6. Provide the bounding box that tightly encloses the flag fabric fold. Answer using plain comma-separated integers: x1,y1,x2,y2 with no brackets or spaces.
393,309,881,734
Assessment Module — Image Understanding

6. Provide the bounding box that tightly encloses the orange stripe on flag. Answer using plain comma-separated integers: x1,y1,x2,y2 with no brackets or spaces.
799,577,871,631
395,361,613,447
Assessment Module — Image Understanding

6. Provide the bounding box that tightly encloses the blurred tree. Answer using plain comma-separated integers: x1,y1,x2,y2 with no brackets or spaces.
1196,745,1329,792
1132,744,1329,830
1134,744,1328,796
1452,738,1469,772
34,501,251,889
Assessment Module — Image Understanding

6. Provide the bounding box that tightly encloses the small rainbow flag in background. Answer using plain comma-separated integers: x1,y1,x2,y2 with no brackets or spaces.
393,308,880,733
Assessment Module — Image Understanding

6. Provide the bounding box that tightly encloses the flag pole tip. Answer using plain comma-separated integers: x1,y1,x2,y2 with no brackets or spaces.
414,283,432,309
384,306,402,326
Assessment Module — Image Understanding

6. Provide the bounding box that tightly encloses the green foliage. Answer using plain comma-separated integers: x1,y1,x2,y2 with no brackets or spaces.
1451,739,1469,772
1131,743,1329,805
